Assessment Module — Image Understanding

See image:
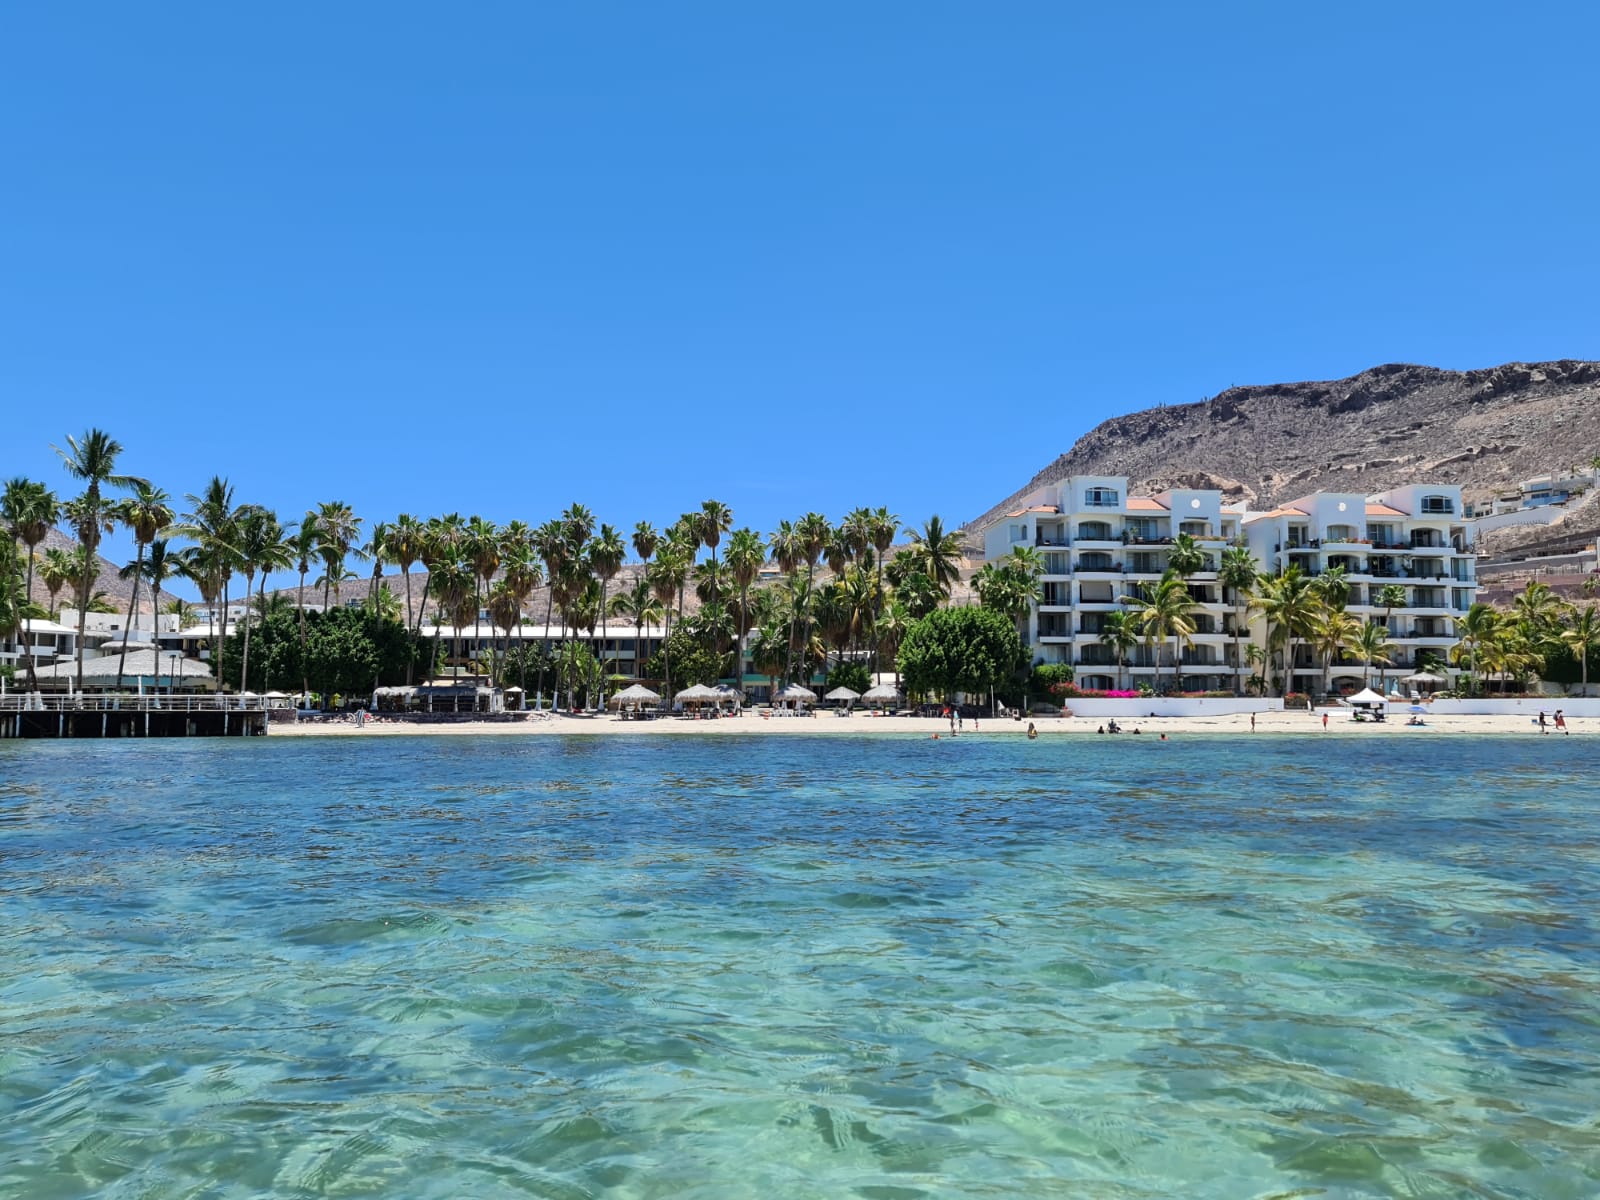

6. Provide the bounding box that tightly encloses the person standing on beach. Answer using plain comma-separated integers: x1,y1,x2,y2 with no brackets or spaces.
1555,709,1568,734
1539,710,1548,734
1250,712,1256,732
1322,712,1328,730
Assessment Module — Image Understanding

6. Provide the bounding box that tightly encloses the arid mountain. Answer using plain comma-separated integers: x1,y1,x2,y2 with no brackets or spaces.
23,528,151,619
966,360,1600,545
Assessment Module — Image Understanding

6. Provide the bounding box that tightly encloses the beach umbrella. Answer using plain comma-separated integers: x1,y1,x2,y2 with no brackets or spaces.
862,683,900,706
610,683,661,708
1409,704,1426,713
775,684,817,705
824,686,860,704
674,684,721,707
1346,687,1386,707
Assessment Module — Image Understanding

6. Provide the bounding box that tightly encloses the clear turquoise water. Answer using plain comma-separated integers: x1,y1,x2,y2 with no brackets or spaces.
2,734,1597,1199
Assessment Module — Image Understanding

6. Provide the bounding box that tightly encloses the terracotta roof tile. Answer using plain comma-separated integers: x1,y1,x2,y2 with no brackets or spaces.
1126,497,1168,511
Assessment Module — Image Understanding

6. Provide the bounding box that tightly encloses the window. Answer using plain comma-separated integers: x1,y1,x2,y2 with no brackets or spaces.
1420,495,1454,514
1083,487,1119,508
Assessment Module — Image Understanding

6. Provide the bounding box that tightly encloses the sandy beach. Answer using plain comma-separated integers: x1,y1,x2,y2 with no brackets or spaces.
268,709,1577,738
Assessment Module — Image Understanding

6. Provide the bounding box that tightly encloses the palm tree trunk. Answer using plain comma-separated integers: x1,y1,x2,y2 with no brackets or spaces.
117,543,144,693
537,588,555,708
240,569,256,693
299,567,309,701
597,582,608,712
22,547,40,689
75,534,93,694
404,570,416,684
1233,598,1244,696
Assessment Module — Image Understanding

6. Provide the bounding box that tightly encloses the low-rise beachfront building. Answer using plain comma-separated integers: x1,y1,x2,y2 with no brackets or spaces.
983,476,1250,693
982,476,1479,697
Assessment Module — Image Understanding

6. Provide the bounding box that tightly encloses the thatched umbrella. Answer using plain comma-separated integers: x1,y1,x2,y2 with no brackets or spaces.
824,685,860,709
610,682,661,716
775,683,817,710
675,683,721,710
862,683,900,705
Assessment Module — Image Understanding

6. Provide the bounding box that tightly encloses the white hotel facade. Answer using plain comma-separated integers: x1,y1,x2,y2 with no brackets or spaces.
982,476,1477,695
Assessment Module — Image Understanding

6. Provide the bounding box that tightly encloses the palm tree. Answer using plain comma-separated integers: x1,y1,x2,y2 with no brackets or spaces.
234,507,292,693
875,598,912,692
632,522,660,576
54,429,143,691
291,516,321,697
1217,545,1259,695
112,482,174,691
868,508,899,676
141,539,176,664
499,524,541,696
794,513,831,685
38,547,76,619
1166,532,1205,579
588,523,627,707
389,514,426,649
1,478,59,688
1351,620,1393,689
313,501,363,608
533,519,568,706
611,577,664,679
1253,568,1320,697
907,515,963,598
1375,583,1408,638
485,580,522,687
1453,601,1499,694
1312,565,1350,613
1512,579,1564,641
1132,570,1197,694
1560,604,1600,696
464,515,501,632
724,527,764,691
176,477,243,685
649,547,689,695
1310,607,1362,695
697,500,734,607
1098,609,1139,691
767,520,799,684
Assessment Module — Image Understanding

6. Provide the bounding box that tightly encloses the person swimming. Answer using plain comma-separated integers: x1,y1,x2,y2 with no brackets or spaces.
1027,722,1037,740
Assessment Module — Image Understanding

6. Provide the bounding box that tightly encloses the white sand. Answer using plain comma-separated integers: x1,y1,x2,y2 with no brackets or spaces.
269,710,1576,738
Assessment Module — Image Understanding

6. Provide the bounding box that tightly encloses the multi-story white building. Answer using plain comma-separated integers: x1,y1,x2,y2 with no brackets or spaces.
982,476,1478,696
983,476,1250,692
1243,483,1475,693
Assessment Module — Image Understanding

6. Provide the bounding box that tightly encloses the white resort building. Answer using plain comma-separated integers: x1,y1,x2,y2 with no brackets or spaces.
981,476,1477,696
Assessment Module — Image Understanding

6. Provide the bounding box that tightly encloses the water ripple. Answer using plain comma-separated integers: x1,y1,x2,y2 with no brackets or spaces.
1,734,1597,1197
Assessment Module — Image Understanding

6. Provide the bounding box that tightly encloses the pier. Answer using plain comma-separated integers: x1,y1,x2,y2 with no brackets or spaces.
0,695,269,739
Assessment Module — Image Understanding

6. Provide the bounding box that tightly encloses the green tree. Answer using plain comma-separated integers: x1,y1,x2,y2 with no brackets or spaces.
645,627,723,689
897,606,1024,704
725,527,765,692
1,478,59,688
907,515,963,598
1131,570,1197,694
1559,604,1600,696
55,429,144,691
1351,619,1393,689
1217,545,1259,695
1097,609,1139,691
825,660,871,695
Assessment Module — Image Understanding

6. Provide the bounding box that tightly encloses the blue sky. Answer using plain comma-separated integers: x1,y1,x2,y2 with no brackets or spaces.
5,3,1598,586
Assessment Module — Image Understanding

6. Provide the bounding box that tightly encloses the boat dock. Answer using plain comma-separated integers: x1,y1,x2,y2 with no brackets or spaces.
0,694,270,739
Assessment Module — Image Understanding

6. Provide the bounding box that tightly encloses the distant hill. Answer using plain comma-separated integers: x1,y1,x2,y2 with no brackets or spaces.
965,360,1600,545
22,528,149,618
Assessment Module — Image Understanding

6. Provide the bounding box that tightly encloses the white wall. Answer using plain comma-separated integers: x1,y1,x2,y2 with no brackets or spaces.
1063,697,1284,718
1428,698,1600,717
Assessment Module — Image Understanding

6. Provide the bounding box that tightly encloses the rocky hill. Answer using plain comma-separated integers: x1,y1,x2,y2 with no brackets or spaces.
966,360,1600,541
20,528,150,618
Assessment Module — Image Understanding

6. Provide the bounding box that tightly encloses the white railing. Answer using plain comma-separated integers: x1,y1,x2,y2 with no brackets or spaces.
0,694,272,714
